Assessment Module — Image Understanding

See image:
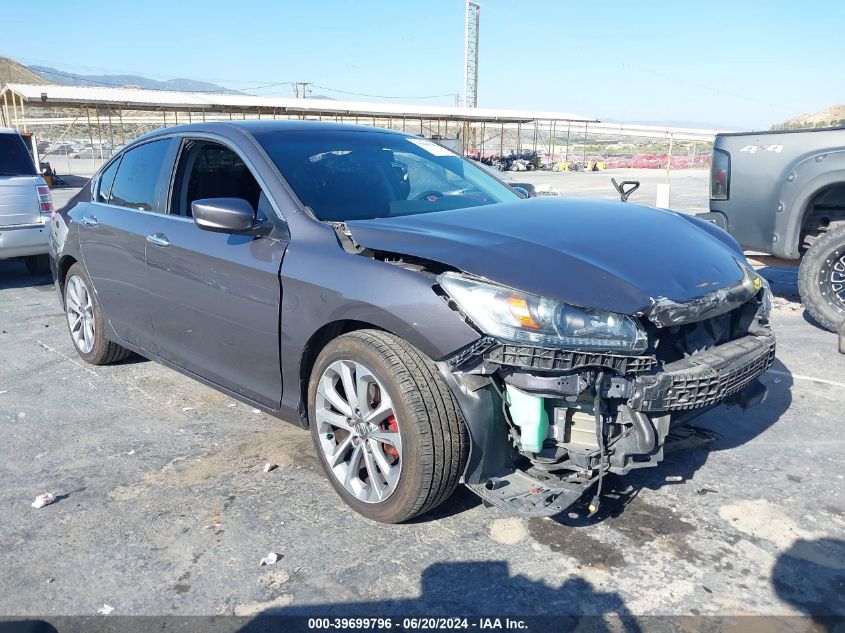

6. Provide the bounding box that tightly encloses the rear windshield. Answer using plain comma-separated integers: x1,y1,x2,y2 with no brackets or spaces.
253,130,518,221
0,133,37,176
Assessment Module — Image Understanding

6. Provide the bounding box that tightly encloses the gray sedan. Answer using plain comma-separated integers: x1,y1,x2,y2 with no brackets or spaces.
50,121,774,522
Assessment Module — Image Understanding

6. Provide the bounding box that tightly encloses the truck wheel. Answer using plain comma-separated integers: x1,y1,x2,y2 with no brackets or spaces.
63,263,132,365
840,321,845,354
307,329,468,523
798,223,845,332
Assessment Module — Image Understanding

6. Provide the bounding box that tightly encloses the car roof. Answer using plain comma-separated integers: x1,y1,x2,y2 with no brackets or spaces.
139,119,409,143
0,127,22,135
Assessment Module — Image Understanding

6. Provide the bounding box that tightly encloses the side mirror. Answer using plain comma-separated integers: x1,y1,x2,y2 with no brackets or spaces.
512,186,530,199
192,198,262,234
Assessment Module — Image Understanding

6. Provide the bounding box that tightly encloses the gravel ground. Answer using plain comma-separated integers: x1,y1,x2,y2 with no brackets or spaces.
0,169,843,623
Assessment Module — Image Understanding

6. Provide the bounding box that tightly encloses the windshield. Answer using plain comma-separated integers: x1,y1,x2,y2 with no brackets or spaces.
0,134,37,176
253,130,519,221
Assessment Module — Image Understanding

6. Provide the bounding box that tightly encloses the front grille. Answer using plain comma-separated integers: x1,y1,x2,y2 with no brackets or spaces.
485,344,658,374
631,334,775,411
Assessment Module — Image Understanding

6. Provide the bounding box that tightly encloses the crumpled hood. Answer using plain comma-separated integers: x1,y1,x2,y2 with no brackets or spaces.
345,197,749,315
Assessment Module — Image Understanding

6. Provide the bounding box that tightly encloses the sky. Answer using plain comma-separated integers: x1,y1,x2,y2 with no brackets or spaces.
3,0,843,130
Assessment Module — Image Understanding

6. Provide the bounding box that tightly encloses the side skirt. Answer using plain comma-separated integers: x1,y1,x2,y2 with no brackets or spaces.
104,333,299,425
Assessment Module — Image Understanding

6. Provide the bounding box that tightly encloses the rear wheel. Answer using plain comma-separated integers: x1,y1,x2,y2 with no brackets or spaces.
24,255,50,275
63,263,132,365
798,223,845,332
308,330,468,523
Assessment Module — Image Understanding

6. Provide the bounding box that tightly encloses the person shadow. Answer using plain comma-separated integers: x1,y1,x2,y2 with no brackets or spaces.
236,560,643,633
771,538,845,632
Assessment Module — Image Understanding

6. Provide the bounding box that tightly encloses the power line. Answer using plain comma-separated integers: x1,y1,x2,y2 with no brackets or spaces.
28,68,457,102
309,83,459,101
619,62,791,109
17,57,459,102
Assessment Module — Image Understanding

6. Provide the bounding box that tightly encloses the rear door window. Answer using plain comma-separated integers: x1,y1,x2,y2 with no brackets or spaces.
0,133,37,176
109,139,172,211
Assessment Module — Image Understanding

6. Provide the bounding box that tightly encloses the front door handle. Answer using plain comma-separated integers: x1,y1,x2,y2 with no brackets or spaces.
146,233,170,247
81,214,98,227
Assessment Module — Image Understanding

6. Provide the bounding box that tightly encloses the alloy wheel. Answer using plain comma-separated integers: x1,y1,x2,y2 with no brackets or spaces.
821,248,845,312
314,359,402,504
66,275,95,354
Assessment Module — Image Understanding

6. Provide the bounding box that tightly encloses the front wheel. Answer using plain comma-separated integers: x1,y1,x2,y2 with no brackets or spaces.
798,223,845,332
308,330,468,523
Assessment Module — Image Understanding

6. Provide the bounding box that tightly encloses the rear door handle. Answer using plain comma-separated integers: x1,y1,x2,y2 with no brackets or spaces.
81,214,98,227
146,233,170,247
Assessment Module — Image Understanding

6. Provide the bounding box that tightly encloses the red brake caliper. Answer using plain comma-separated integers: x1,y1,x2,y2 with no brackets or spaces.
381,415,399,459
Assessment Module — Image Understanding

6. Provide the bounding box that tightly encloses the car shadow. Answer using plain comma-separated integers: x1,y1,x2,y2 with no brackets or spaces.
754,264,834,331
235,560,644,630
772,537,845,630
407,484,482,523
756,264,799,301
0,259,53,291
111,353,148,366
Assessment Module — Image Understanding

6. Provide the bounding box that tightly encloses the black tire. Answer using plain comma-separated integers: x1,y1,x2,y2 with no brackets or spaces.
24,254,51,275
307,329,468,523
798,223,845,332
63,263,132,365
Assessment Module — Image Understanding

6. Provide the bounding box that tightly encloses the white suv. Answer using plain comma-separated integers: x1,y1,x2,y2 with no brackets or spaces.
0,128,53,273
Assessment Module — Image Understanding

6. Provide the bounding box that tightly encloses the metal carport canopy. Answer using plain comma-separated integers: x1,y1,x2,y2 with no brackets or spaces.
0,83,598,124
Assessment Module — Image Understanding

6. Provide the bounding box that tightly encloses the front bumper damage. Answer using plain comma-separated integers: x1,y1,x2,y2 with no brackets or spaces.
438,291,775,518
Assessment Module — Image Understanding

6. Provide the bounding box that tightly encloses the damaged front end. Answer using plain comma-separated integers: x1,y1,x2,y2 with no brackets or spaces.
436,269,775,518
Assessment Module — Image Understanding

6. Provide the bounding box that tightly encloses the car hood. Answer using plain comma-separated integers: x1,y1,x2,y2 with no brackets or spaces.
345,197,749,315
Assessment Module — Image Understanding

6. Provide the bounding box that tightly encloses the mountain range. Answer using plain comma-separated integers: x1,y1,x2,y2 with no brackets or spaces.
29,64,241,94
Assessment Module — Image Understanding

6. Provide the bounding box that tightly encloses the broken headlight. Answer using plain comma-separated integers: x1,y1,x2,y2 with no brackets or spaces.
760,275,773,321
438,272,648,352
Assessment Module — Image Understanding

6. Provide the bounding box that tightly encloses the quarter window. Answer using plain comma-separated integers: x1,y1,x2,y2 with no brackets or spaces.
109,139,171,211
96,158,121,204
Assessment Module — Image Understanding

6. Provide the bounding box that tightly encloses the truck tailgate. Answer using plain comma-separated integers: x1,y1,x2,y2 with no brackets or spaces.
0,176,41,226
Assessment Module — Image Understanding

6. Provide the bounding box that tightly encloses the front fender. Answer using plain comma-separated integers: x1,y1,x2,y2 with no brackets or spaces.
278,234,481,416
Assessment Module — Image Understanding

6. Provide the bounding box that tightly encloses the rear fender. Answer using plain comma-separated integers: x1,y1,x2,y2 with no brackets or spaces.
777,150,845,259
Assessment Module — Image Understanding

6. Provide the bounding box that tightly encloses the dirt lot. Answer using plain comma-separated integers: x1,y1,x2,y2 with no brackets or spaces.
1,169,843,621
520,167,711,214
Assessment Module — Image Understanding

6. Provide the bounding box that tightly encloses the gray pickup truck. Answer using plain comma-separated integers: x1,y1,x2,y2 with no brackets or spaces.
699,127,845,332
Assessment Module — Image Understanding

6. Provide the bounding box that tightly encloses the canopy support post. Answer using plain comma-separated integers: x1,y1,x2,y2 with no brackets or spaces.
86,108,96,174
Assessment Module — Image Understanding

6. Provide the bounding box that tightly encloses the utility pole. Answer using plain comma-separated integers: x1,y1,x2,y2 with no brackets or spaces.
293,82,312,99
463,1,480,108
